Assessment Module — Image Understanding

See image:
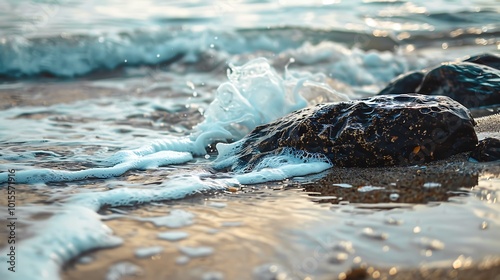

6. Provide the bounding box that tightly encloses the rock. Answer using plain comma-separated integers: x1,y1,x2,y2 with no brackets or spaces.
417,62,500,108
464,53,500,70
218,94,478,171
378,54,500,108
470,137,500,162
377,70,424,96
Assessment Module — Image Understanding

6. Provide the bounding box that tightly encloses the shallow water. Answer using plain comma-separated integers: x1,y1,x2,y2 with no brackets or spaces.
0,0,500,280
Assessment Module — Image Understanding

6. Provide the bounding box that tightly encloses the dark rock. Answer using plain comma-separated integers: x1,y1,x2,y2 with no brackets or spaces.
464,53,500,70
417,62,500,108
377,70,425,96
217,94,478,172
378,54,500,108
470,137,500,162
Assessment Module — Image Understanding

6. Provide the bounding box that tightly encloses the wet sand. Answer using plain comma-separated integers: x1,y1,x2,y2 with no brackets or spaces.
60,114,500,280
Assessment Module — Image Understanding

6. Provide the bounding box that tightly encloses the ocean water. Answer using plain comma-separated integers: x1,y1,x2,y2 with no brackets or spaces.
0,0,499,279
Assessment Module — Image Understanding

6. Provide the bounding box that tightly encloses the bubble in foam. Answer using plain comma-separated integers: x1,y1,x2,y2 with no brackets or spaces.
0,57,344,185
0,205,123,280
195,57,344,145
179,246,214,258
202,271,224,280
106,262,143,280
135,246,164,258
142,209,194,228
157,231,190,241
227,148,332,184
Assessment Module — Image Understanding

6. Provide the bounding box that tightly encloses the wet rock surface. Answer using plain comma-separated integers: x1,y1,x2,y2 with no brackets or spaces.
464,53,500,70
377,70,424,96
470,137,500,162
220,94,478,171
418,62,500,108
378,53,500,108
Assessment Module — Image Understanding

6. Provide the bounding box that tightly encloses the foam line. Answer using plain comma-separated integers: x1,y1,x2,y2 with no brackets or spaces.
234,162,332,185
0,205,122,280
0,151,193,184
67,175,229,211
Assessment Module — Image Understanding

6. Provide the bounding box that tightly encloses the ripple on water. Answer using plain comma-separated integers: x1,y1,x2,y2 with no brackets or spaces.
415,237,445,251
361,227,389,240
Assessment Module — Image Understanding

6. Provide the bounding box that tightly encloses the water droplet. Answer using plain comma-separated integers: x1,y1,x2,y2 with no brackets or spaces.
204,154,210,159
423,182,441,188
389,193,399,201
480,221,488,230
413,226,421,233
333,183,352,188
389,267,398,275
452,259,462,269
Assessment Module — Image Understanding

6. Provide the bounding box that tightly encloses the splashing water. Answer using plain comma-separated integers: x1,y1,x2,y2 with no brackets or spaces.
0,58,346,185
0,58,349,280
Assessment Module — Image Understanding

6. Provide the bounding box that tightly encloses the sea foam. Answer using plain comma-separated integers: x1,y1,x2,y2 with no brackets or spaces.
0,58,341,280
0,57,343,184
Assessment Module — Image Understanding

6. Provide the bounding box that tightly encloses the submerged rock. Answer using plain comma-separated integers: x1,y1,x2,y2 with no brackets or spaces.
378,53,500,108
217,94,478,171
470,138,500,162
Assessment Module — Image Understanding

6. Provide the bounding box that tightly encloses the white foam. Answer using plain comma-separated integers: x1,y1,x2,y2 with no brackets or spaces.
332,183,353,189
202,271,224,280
234,162,331,185
0,150,193,184
142,210,194,228
67,175,228,210
423,182,442,188
134,246,164,258
157,231,190,241
176,255,190,265
0,58,345,280
208,202,227,208
179,246,214,258
193,57,347,144
0,57,344,185
106,262,143,280
214,144,333,174
0,205,122,280
358,186,385,192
